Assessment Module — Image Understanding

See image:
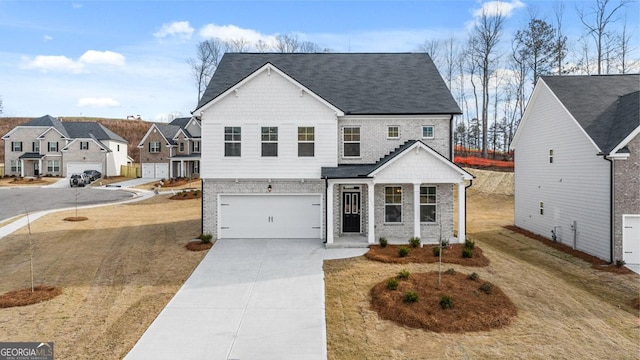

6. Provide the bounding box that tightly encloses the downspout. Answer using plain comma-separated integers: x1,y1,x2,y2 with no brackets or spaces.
449,114,455,160
323,176,328,243
465,178,473,241
602,154,615,264
201,178,204,235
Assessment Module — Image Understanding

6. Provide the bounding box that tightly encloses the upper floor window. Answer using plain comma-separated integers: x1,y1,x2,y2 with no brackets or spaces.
179,143,185,152
420,186,437,223
149,141,161,153
422,125,434,139
80,141,89,150
384,186,403,223
11,141,22,152
387,126,399,139
549,149,554,163
48,142,58,152
32,142,39,152
539,201,544,215
193,141,200,153
261,127,278,157
298,127,314,157
343,127,360,157
224,127,241,157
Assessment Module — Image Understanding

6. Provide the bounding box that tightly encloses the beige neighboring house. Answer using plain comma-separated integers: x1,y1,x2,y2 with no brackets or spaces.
2,115,129,177
137,116,201,179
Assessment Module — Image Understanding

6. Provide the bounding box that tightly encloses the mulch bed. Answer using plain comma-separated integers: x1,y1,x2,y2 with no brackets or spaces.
504,226,634,274
156,178,197,188
64,216,89,221
9,178,49,185
185,241,213,251
365,244,490,267
0,285,62,308
169,191,201,200
370,271,517,333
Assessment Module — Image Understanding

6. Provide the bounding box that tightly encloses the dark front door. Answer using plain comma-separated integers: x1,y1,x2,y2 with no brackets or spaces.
342,192,360,232
34,162,39,176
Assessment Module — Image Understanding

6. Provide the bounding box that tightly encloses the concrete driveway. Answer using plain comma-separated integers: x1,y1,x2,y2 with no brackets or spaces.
125,239,367,360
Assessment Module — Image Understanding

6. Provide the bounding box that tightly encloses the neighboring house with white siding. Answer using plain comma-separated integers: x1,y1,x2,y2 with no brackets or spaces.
137,117,201,179
511,74,639,266
2,115,129,177
193,53,473,246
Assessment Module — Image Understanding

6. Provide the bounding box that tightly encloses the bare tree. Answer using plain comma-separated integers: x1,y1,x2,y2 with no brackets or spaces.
469,9,505,158
615,16,634,73
577,0,631,74
419,39,442,70
0,94,3,115
255,39,272,52
187,38,226,102
226,38,251,52
275,34,300,53
552,2,569,75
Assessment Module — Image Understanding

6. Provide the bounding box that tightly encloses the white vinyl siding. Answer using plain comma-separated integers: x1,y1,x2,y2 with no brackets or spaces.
513,81,611,261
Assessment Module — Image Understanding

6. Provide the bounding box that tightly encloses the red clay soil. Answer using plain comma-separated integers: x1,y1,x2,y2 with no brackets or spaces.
0,285,62,308
370,271,517,333
504,225,634,274
185,241,213,251
365,244,490,267
169,191,201,200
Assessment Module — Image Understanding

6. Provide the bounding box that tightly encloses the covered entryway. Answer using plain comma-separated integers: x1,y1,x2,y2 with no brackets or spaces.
141,163,168,178
67,162,102,177
219,194,322,239
342,190,361,232
622,215,640,266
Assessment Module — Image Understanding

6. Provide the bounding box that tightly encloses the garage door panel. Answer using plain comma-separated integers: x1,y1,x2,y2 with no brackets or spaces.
220,195,321,239
67,162,102,177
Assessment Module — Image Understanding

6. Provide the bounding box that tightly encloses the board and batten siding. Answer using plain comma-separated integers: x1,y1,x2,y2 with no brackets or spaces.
514,80,611,261
200,68,338,179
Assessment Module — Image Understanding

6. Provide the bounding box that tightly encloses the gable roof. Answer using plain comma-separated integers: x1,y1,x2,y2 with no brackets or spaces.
541,74,640,154
63,122,127,143
195,53,461,115
24,114,69,137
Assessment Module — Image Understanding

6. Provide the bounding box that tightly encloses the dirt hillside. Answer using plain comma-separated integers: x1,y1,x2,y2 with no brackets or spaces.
464,167,514,195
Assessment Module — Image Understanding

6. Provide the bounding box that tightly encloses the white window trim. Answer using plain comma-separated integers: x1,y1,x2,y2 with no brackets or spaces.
10,160,21,172
80,141,89,150
261,126,278,157
48,142,58,152
224,127,242,157
297,127,315,157
387,126,400,139
549,149,554,164
47,159,60,172
422,125,435,139
384,186,403,224
149,142,161,153
539,201,544,216
420,186,437,223
12,142,22,152
343,127,361,158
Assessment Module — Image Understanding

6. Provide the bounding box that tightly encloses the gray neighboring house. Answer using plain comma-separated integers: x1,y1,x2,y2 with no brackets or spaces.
193,53,473,246
137,116,201,178
511,74,640,265
2,115,129,177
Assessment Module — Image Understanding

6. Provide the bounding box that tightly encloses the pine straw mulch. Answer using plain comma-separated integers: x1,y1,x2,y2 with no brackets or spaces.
504,225,634,274
169,190,201,200
365,243,490,267
370,271,517,333
0,285,62,308
64,216,89,221
185,240,213,251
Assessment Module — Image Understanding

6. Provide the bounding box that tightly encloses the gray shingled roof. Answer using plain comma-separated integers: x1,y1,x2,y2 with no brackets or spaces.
542,74,640,154
63,122,126,143
196,53,461,115
156,124,182,145
24,114,69,137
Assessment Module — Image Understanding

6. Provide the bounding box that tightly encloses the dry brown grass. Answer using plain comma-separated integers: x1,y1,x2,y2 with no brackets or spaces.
366,243,490,267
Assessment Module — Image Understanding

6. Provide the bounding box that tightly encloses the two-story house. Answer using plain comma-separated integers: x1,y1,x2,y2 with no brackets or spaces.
194,53,473,246
511,74,639,267
2,115,129,177
137,117,201,179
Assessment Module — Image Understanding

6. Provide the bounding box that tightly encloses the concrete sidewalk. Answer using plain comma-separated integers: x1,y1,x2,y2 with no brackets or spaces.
125,239,367,360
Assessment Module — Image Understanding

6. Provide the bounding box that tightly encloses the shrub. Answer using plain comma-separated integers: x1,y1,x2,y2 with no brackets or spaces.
398,246,410,257
199,233,213,244
468,272,479,281
439,295,454,309
386,278,399,290
397,269,410,280
616,259,626,268
379,237,388,248
441,238,450,248
462,247,473,258
432,246,441,257
403,291,419,303
444,268,456,275
464,239,475,250
408,236,421,248
480,282,494,294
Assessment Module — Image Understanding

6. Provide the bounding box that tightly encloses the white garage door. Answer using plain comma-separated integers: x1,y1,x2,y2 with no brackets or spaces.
623,215,640,265
219,194,322,239
141,163,168,178
67,162,102,177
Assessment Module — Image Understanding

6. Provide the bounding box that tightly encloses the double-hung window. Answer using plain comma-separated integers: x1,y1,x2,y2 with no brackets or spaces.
48,142,58,152
422,125,434,139
298,127,314,157
387,126,399,139
149,142,161,153
384,186,402,223
47,159,60,172
224,127,241,157
343,127,360,157
12,142,22,152
549,149,554,163
32,142,39,152
80,141,89,150
193,141,200,153
420,186,437,223
10,160,21,172
261,127,278,157
179,143,185,152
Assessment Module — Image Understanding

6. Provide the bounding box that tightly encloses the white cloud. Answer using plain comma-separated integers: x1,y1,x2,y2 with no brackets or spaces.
77,97,120,108
79,50,125,66
473,0,525,18
43,35,53,42
21,55,85,73
199,23,275,44
154,21,194,40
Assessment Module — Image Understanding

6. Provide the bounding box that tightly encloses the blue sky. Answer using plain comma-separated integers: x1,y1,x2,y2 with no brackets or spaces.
1,0,638,121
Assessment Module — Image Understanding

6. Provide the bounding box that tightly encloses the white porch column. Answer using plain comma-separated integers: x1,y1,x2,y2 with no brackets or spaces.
38,159,42,177
458,181,466,243
367,181,375,244
326,181,334,244
20,159,24,177
169,161,173,178
180,160,185,177
413,183,421,239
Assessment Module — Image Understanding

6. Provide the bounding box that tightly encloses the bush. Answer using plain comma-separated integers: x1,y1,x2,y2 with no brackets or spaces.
432,246,441,257
403,291,419,303
444,268,456,275
397,269,410,280
480,282,494,294
379,237,388,248
462,247,473,258
468,272,479,281
439,295,454,309
616,259,626,268
398,246,410,258
199,233,213,244
441,238,450,248
386,278,399,290
408,236,421,248
464,239,475,250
